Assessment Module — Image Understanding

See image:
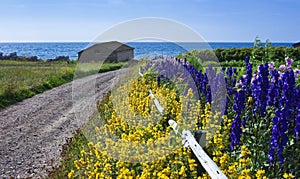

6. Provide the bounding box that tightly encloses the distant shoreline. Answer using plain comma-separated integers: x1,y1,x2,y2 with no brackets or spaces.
0,42,294,60
0,41,296,43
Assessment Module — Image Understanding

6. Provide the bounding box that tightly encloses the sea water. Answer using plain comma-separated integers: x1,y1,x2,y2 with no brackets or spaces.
0,42,293,60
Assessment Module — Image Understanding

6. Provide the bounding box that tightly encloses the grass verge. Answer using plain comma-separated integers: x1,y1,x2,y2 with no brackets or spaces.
48,129,89,178
0,60,125,108
0,60,75,108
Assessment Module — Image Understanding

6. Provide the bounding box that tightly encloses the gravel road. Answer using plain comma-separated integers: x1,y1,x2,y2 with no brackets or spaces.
0,69,124,178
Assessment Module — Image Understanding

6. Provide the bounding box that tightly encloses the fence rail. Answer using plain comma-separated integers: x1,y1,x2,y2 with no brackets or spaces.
138,66,227,179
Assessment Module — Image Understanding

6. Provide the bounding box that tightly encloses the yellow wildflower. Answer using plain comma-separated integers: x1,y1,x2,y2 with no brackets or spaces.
255,169,266,179
283,173,295,179
68,170,75,178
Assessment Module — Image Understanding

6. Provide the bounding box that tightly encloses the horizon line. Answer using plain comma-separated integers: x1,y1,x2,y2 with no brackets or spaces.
0,41,296,43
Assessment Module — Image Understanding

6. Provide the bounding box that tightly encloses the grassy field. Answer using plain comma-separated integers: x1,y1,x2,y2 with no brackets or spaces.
0,60,125,108
0,60,75,108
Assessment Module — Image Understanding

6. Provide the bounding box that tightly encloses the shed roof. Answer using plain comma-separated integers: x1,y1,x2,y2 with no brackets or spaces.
79,41,134,54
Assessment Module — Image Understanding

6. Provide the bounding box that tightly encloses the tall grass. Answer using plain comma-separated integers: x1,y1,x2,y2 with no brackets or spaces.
0,60,75,108
0,60,126,108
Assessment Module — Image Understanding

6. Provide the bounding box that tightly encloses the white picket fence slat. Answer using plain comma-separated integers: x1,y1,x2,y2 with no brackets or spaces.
138,67,228,178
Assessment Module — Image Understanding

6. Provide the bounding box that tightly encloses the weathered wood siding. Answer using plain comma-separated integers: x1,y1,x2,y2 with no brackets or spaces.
78,41,134,62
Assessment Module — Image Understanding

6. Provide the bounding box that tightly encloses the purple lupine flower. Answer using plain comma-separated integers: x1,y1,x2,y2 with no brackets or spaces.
282,70,297,136
285,57,293,69
230,115,243,150
294,69,300,74
294,69,300,79
205,65,216,104
206,88,212,103
257,65,261,72
196,70,205,97
146,55,227,119
269,109,288,164
244,56,250,66
223,66,238,115
295,102,300,140
269,70,296,164
278,71,283,79
269,110,280,163
235,79,243,88
268,62,275,70
221,66,226,72
252,64,269,117
279,64,287,72
230,86,246,150
281,70,296,120
157,75,161,86
228,67,238,92
251,73,258,83
226,67,233,77
183,61,207,100
244,61,253,95
233,67,238,76
215,72,227,116
207,67,227,114
260,64,270,114
267,69,280,107
202,73,208,98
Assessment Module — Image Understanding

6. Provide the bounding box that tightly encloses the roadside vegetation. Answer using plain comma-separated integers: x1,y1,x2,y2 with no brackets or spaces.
0,60,125,108
53,40,300,178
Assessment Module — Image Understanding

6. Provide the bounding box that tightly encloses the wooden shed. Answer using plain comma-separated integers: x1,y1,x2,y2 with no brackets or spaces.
78,41,134,62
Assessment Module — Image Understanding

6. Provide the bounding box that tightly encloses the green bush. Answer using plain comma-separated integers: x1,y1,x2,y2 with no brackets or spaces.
187,47,300,64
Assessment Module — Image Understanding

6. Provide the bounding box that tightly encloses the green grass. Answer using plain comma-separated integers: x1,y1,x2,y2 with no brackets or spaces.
0,60,126,108
0,60,75,108
74,62,125,78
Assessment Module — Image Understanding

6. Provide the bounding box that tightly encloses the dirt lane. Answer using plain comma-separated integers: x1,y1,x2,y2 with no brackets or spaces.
0,69,124,178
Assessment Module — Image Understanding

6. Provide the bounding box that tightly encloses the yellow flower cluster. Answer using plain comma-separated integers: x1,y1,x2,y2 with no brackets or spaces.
68,75,202,178
67,73,272,178
68,141,200,178
255,169,267,179
283,173,295,179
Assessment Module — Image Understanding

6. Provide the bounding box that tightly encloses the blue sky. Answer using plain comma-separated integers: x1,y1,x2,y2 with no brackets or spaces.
0,0,299,42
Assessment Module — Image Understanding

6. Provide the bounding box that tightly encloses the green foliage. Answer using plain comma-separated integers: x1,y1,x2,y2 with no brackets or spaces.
181,39,300,69
97,91,113,122
177,51,204,71
187,44,300,65
98,62,125,73
214,48,252,62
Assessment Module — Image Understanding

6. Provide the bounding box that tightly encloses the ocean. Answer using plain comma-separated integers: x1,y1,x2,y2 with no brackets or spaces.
0,42,293,60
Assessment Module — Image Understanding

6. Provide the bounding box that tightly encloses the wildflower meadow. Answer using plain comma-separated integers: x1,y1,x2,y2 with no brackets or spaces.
63,44,300,179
